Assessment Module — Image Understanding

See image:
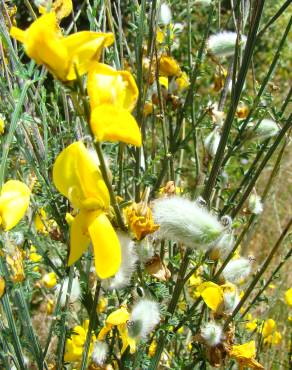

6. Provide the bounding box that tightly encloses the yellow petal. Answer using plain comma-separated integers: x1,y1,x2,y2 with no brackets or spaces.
11,13,69,80
87,63,138,111
0,277,5,298
68,210,100,266
53,141,110,210
10,13,113,81
119,324,136,354
230,340,256,359
197,281,224,312
106,307,130,326
88,213,121,279
262,319,276,338
97,323,113,341
62,33,114,80
0,180,30,231
90,105,141,147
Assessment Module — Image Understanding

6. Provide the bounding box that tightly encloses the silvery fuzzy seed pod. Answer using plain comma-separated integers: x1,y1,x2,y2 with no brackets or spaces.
128,299,160,339
91,341,108,365
152,196,224,248
222,257,252,284
200,322,223,346
207,32,247,58
204,129,221,157
216,233,235,259
102,232,138,290
248,193,263,215
253,119,279,141
159,3,172,25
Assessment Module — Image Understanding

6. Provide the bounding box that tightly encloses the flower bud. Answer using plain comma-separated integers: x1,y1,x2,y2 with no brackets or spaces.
153,196,224,248
207,32,247,58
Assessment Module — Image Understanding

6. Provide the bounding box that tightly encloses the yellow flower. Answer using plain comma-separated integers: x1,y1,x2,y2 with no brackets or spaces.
285,287,292,307
156,28,165,44
175,72,189,91
39,0,73,21
53,141,121,279
98,306,136,354
245,314,257,332
0,276,5,298
124,202,159,240
46,298,54,314
42,272,57,289
0,180,30,231
29,246,42,263
262,319,276,338
34,208,57,234
97,297,108,313
159,76,169,89
87,62,141,146
229,341,264,369
148,340,157,357
197,281,224,312
0,114,5,135
159,55,181,77
6,247,25,283
10,13,114,81
64,320,96,362
264,331,282,345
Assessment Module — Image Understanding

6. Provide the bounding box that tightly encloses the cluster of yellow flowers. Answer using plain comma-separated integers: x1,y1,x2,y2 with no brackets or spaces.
8,3,146,281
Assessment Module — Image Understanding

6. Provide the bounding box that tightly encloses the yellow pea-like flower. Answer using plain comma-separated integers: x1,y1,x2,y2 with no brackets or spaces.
87,62,141,146
53,141,121,279
229,341,264,369
10,13,114,81
98,306,136,354
0,180,30,231
197,281,224,312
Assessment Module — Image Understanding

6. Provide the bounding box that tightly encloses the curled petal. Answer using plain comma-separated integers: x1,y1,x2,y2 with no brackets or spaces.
88,212,121,279
0,180,30,230
90,105,141,147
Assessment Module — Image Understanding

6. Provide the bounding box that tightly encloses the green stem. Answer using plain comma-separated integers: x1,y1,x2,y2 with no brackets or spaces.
202,0,266,203
80,282,101,370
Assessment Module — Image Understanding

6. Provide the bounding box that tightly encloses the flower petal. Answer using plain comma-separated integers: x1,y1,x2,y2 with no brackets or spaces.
62,33,114,80
53,141,110,210
68,210,100,266
88,213,121,279
197,281,224,312
0,180,30,231
87,63,138,111
90,105,141,147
